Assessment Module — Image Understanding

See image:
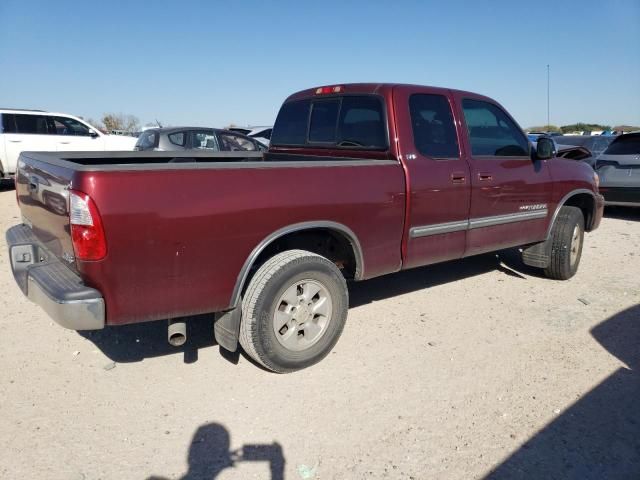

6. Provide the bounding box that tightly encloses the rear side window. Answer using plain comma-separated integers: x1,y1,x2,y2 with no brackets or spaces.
271,95,386,149
5,113,49,134
409,94,459,158
603,135,640,155
135,130,157,150
168,132,186,146
2,114,17,133
462,99,529,156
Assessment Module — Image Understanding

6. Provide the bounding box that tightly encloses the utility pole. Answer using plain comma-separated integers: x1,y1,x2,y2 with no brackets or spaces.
547,64,550,130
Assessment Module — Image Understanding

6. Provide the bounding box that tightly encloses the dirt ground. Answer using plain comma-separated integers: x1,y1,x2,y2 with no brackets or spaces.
0,184,638,480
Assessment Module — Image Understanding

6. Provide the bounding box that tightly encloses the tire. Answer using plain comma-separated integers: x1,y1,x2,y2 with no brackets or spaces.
239,249,348,373
544,206,585,280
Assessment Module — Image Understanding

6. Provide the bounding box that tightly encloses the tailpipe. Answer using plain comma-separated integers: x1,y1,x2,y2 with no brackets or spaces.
168,319,187,347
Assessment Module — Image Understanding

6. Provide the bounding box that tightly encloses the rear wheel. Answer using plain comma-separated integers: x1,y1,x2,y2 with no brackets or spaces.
544,206,585,280
239,250,348,373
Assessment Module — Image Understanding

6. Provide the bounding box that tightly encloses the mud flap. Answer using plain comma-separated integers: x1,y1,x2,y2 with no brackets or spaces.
214,307,242,352
522,240,551,268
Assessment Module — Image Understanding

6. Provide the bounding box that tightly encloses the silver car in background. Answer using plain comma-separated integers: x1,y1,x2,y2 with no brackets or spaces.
135,127,267,152
596,132,640,207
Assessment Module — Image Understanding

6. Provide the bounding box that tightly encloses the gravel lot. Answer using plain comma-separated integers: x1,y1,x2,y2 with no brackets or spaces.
1,185,638,480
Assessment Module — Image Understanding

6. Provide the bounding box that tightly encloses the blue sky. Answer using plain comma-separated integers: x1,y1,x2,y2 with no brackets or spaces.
1,0,638,129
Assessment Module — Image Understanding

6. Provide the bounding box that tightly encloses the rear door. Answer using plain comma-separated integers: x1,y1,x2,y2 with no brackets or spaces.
2,113,56,174
393,87,472,269
453,93,553,256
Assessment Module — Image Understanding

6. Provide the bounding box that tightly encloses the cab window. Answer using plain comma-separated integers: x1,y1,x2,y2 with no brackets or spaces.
462,99,529,156
409,94,459,158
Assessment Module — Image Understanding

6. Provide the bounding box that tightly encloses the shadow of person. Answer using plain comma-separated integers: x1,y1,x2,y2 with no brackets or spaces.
485,304,640,480
147,422,285,480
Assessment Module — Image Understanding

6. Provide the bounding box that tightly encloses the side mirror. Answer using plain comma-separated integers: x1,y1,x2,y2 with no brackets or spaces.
536,137,556,160
89,130,100,138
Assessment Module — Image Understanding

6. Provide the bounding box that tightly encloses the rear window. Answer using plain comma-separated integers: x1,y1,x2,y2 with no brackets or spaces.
271,100,311,146
271,95,387,149
602,135,640,155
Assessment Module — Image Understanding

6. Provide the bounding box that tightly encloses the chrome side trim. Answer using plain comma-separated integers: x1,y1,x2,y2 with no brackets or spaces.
410,220,469,238
605,200,640,207
545,189,596,239
229,221,364,309
468,209,548,229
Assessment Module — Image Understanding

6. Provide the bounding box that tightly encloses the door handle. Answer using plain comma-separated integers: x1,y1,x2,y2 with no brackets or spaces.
8,140,22,143
478,172,493,181
450,172,466,184
59,141,71,144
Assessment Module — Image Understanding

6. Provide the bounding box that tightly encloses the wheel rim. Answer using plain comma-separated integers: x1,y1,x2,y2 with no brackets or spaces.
272,279,333,352
570,224,582,266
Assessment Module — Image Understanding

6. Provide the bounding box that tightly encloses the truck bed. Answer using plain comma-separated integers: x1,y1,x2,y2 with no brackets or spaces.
14,150,405,325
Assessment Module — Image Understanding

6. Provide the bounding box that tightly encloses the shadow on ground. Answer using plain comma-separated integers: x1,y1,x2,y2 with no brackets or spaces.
604,206,640,221
146,422,285,480
82,251,535,364
485,304,640,480
79,314,217,364
349,250,534,308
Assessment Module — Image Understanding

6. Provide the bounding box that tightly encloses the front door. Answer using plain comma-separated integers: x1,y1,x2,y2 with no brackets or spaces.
50,116,103,151
453,94,553,256
394,87,472,269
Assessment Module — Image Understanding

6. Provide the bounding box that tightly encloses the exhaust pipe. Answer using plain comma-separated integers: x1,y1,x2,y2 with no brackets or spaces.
168,319,187,347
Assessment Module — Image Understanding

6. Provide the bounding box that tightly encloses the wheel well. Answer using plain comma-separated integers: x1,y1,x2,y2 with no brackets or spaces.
241,228,359,297
563,193,595,230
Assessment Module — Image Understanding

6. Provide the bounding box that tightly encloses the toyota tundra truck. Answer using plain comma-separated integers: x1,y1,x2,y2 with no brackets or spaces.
6,83,604,372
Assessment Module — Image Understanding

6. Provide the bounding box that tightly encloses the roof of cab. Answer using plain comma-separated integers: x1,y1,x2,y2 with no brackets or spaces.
284,83,485,103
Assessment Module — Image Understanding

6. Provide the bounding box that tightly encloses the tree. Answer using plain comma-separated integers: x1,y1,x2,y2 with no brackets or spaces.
102,113,140,133
526,125,562,133
559,123,611,134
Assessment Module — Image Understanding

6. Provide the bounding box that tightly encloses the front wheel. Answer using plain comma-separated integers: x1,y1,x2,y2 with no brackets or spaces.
544,206,585,280
239,250,348,373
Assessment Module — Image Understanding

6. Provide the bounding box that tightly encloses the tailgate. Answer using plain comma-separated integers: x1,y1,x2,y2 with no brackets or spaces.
15,153,77,271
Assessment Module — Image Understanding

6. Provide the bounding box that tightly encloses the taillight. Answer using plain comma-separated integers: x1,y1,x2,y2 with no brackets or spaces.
69,190,107,261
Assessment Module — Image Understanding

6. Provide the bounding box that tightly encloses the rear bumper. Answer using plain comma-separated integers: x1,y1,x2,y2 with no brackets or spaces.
6,224,105,330
599,187,640,207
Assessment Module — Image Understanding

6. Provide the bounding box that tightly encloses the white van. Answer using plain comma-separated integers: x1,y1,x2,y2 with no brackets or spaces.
0,109,137,178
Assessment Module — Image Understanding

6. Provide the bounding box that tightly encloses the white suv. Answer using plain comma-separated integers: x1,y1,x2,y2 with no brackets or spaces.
0,109,137,178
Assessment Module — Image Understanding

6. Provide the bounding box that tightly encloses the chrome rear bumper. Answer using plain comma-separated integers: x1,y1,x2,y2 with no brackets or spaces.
6,224,105,330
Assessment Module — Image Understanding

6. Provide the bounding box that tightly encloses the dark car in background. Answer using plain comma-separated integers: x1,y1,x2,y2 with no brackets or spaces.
135,127,267,152
554,135,615,167
596,132,640,207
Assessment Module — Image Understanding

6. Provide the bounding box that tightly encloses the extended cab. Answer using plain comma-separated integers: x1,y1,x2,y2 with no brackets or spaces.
6,84,603,372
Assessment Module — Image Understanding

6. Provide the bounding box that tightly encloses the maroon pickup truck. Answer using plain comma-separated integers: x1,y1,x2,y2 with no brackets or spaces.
6,83,603,372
